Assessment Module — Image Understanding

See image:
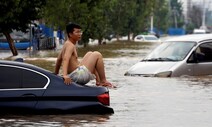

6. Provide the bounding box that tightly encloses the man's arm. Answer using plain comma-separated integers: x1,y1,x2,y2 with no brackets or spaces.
54,52,62,75
62,45,74,84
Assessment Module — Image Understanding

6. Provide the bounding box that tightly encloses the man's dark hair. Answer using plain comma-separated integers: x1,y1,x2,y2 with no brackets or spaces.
66,22,81,37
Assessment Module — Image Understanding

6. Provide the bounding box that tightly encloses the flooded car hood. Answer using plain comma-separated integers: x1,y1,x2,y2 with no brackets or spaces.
126,61,178,75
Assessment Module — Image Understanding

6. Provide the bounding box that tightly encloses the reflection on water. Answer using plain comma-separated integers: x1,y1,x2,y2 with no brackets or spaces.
0,114,111,127
182,76,212,87
1,42,212,127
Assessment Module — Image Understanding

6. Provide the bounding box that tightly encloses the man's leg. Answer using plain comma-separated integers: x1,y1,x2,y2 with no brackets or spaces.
80,52,100,83
94,69,100,85
80,51,112,86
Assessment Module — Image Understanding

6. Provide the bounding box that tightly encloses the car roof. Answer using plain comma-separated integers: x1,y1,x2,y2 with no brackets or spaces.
165,34,212,43
0,60,51,74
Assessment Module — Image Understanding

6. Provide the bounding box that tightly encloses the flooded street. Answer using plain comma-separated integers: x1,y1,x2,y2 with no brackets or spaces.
1,42,212,127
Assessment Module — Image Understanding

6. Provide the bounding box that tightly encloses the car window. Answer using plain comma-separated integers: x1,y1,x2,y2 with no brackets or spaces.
144,36,158,40
0,66,21,89
22,69,48,88
195,42,212,62
0,66,48,89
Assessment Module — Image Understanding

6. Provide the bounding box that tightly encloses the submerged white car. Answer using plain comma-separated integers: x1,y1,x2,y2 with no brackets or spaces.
134,35,161,43
125,34,212,77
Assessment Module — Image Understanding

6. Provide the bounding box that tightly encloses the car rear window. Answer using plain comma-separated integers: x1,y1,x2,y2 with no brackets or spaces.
0,65,48,89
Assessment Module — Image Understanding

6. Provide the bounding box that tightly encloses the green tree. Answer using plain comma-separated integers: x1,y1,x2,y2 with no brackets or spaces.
43,0,89,30
152,0,169,33
106,0,157,41
106,0,131,40
170,0,184,28
43,0,160,44
79,0,109,45
43,0,108,46
0,0,46,56
132,0,157,37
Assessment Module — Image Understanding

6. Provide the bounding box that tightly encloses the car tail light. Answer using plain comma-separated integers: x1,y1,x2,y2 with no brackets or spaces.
97,93,110,106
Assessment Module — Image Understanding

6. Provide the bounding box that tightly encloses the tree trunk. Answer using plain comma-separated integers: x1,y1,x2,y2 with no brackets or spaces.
83,42,87,47
98,38,102,45
3,31,18,56
116,35,120,41
127,33,131,41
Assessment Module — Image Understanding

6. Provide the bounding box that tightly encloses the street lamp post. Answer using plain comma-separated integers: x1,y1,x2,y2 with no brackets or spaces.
201,0,206,29
150,14,154,33
173,7,178,28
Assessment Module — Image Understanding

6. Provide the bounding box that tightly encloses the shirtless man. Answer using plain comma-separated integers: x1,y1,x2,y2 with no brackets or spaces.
54,23,114,88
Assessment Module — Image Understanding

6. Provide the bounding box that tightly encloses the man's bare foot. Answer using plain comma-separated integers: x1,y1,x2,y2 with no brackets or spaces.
96,82,100,86
97,81,116,88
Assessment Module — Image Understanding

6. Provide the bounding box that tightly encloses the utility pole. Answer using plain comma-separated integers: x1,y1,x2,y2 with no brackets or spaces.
201,0,206,29
150,13,154,33
173,7,178,28
168,0,172,27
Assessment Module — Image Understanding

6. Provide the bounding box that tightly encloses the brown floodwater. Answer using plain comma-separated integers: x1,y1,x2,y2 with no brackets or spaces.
1,41,212,127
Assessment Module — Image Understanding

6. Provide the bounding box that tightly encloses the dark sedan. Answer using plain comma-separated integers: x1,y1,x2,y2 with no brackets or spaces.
0,59,114,114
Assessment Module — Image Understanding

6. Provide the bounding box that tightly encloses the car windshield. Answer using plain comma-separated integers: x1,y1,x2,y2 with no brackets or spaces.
144,36,158,40
142,41,196,61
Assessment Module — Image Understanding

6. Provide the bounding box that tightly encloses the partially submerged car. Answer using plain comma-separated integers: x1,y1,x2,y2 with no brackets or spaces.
125,34,212,77
0,59,114,114
193,29,206,34
134,35,161,43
